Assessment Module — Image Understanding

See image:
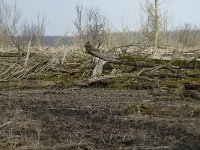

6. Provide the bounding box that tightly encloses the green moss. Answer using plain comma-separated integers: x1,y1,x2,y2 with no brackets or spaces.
37,73,58,81
147,58,168,64
119,55,145,62
38,72,74,81
171,59,200,68
188,60,200,68
176,82,185,95
108,77,137,89
160,80,178,88
171,60,188,67
0,85,6,91
163,77,200,85
185,69,200,75
119,54,171,67
112,64,136,73
188,78,200,84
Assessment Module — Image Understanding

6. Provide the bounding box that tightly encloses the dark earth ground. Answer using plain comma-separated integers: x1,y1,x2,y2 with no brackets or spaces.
0,88,200,150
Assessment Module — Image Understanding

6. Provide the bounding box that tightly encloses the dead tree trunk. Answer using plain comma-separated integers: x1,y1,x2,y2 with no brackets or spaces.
92,57,107,77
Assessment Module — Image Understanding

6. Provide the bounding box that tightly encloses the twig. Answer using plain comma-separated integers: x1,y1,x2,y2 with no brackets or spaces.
0,121,14,129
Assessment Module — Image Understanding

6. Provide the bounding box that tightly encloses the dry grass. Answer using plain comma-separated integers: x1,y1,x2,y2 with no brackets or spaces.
0,88,200,149
0,44,200,149
0,104,41,149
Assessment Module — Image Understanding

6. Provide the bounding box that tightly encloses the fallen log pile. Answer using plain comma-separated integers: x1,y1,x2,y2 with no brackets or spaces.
0,52,49,80
0,43,199,101
0,48,71,80
81,42,200,101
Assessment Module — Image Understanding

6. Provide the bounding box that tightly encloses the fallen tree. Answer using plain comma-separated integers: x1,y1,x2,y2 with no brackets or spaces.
77,42,200,101
84,41,157,68
84,41,200,69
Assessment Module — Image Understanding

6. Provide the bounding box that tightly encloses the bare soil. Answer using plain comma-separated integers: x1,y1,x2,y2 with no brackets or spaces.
0,87,200,150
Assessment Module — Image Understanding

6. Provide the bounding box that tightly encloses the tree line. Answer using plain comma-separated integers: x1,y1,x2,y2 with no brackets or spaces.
0,0,199,53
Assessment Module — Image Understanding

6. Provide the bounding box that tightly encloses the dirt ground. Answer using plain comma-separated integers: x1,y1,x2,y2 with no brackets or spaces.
0,87,200,150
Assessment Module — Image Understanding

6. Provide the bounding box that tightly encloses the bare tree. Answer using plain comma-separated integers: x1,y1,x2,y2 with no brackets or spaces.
0,0,23,56
84,7,107,46
0,0,45,53
74,4,108,47
35,15,45,48
74,3,84,44
19,23,34,49
177,24,200,48
140,0,169,49
153,0,159,49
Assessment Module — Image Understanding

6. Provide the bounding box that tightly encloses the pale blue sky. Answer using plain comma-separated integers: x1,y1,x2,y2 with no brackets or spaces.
6,0,200,35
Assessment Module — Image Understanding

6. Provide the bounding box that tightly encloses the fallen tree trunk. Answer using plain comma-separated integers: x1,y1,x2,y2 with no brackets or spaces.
74,72,154,87
84,41,157,68
82,42,200,100
84,41,200,69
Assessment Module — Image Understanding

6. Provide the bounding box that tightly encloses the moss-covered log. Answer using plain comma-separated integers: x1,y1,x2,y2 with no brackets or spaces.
84,41,200,69
84,41,157,68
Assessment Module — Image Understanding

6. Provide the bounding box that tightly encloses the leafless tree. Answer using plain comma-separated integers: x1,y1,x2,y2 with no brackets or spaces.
140,0,169,49
177,24,200,48
0,0,45,54
0,0,22,53
74,3,84,44
74,4,108,47
0,0,21,51
35,15,45,48
84,7,107,46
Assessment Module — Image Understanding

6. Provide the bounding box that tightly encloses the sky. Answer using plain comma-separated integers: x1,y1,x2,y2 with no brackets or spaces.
6,0,200,35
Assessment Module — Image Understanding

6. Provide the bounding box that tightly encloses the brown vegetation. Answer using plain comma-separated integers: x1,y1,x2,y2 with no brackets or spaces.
0,0,200,149
0,40,200,149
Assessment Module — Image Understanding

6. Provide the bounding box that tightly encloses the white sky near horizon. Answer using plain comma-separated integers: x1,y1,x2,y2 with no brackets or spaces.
6,0,200,35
